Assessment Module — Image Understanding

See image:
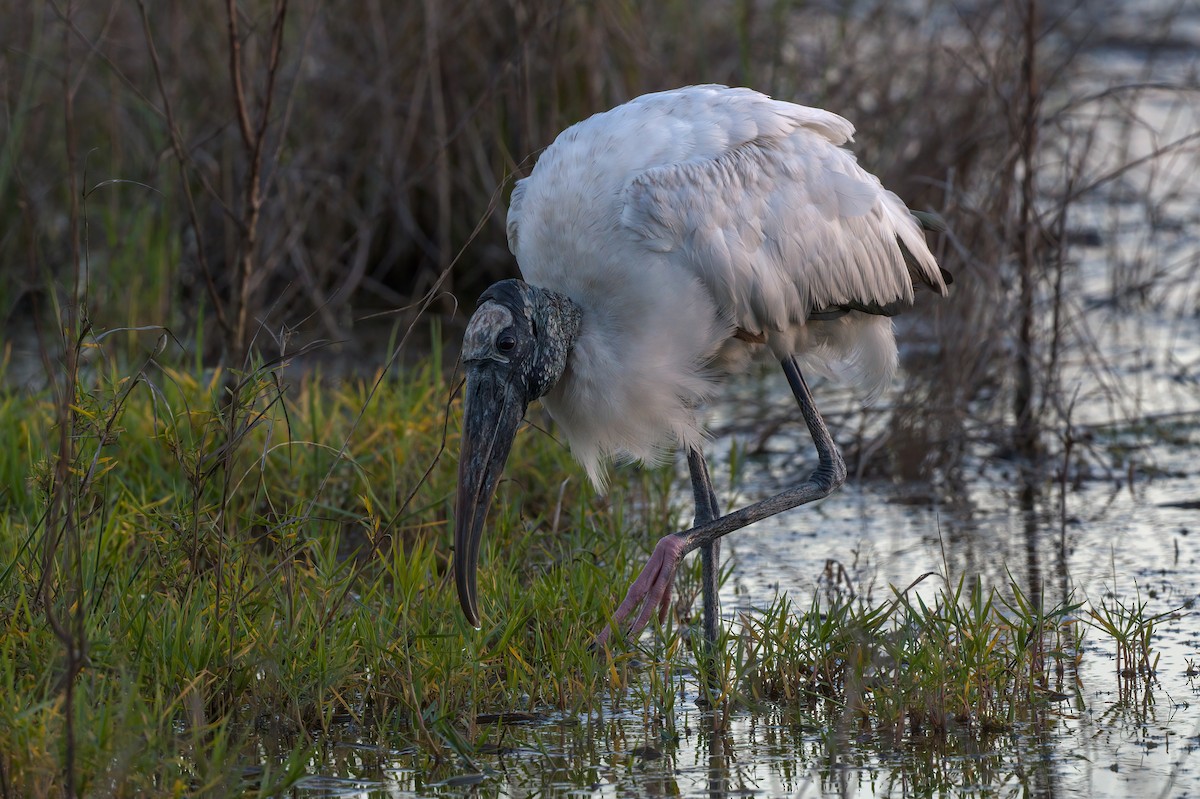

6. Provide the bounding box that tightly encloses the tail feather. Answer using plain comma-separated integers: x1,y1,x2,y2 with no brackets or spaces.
798,314,898,402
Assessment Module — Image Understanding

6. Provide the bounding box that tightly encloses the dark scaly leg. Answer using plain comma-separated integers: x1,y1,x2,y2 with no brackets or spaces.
596,356,847,647
688,447,721,647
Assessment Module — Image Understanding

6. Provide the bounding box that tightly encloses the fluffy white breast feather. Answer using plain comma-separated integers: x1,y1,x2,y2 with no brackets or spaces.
506,85,947,487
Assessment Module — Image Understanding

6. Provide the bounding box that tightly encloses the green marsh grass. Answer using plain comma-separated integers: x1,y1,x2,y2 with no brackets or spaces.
0,341,1174,794
0,338,658,794
3,0,1197,792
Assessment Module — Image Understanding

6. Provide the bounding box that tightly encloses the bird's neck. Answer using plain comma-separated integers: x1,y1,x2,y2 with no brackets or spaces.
527,285,582,400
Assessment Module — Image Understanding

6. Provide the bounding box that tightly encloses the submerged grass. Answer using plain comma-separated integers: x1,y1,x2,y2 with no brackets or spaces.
0,343,1173,795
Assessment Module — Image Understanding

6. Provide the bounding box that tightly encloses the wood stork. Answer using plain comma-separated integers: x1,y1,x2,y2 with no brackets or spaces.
454,85,950,647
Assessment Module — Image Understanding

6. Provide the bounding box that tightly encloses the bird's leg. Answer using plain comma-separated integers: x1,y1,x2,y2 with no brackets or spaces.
687,447,722,648
594,356,846,649
592,449,718,650
593,506,690,650
675,356,847,554
689,447,725,704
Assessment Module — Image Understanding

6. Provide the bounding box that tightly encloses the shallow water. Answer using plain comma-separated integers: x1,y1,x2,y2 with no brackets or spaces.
282,8,1200,797
283,403,1199,798
285,268,1200,797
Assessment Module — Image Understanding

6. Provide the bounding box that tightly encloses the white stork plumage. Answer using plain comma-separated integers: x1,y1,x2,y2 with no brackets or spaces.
454,85,950,647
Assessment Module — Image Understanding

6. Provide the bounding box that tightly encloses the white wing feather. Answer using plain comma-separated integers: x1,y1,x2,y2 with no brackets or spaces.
506,85,946,485
619,101,945,349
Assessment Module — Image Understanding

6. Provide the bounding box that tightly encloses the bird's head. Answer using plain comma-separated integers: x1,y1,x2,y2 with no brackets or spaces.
454,279,581,628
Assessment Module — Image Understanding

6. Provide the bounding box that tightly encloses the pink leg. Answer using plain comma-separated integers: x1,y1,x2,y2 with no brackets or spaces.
592,357,845,652
593,532,689,648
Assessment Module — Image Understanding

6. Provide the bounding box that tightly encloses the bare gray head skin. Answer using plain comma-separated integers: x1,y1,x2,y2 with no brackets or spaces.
455,278,582,628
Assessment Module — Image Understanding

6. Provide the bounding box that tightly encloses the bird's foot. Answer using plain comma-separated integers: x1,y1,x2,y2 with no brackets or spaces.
594,532,689,649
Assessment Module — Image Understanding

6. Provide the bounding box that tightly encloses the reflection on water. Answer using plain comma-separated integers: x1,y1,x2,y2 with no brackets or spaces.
279,423,1198,798
711,436,1199,799
282,338,1198,798
282,7,1199,797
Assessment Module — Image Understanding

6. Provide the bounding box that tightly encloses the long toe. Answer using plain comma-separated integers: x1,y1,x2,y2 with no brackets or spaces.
594,533,690,649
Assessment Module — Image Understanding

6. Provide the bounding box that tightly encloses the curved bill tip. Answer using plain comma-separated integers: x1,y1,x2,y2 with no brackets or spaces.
455,465,486,629
454,474,485,628
454,364,526,630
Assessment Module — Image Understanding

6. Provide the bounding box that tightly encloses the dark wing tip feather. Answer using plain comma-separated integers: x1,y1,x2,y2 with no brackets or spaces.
909,209,954,288
910,209,948,233
896,236,952,295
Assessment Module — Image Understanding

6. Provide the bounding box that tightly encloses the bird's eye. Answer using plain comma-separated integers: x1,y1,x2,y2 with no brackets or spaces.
496,333,516,353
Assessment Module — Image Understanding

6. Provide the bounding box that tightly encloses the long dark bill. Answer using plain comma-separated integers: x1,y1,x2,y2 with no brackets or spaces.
454,364,528,628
